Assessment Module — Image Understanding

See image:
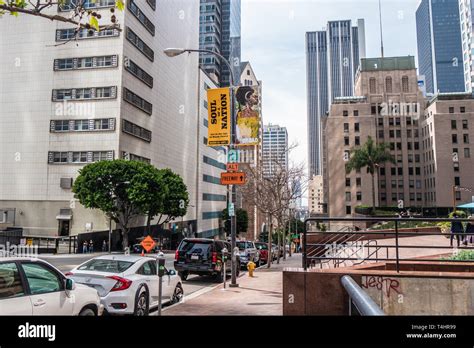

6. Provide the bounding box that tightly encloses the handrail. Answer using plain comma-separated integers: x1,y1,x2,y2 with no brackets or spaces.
341,275,385,316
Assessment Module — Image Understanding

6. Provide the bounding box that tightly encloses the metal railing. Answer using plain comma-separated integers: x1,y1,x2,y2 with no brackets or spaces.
341,275,385,316
303,217,474,272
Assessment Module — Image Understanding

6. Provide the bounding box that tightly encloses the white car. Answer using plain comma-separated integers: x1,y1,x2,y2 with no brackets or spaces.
0,257,103,316
68,255,183,316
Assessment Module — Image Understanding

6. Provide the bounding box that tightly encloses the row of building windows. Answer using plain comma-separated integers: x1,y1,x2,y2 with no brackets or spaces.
56,28,119,41
146,0,156,10
451,119,469,130
121,151,151,163
368,76,410,94
203,174,221,185
54,55,118,71
123,87,153,115
128,0,155,36
202,211,222,220
202,193,226,202
448,106,467,114
59,0,115,11
343,123,360,132
50,118,115,132
126,27,154,62
203,155,226,170
48,151,113,164
451,133,470,144
122,119,152,142
453,147,471,158
125,59,153,88
52,86,116,101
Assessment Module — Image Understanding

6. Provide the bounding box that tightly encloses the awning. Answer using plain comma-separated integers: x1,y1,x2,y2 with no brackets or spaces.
457,203,474,209
56,215,72,220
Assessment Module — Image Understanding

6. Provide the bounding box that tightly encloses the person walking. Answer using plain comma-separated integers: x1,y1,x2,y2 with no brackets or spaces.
89,240,94,253
450,214,464,248
465,216,474,244
82,240,88,254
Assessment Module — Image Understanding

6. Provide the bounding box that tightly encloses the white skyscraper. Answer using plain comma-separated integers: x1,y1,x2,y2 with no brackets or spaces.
262,124,288,178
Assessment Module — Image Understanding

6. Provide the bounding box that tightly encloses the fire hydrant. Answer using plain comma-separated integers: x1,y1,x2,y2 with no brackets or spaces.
247,261,256,277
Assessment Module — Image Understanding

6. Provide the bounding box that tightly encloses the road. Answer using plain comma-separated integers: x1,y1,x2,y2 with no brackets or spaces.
39,252,239,305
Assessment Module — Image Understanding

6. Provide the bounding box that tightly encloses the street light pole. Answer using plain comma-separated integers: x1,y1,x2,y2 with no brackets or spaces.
164,48,239,287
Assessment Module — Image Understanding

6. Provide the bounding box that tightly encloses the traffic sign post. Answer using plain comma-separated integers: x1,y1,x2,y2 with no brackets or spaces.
221,172,246,185
226,163,239,171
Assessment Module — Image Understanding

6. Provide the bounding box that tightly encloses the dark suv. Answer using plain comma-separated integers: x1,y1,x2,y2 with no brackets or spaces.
174,238,240,282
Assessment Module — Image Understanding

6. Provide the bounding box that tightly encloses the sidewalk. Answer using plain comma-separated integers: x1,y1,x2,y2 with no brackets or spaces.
163,254,302,316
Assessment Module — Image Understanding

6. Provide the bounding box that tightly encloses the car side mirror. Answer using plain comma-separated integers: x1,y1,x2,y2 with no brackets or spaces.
65,278,75,291
168,270,176,276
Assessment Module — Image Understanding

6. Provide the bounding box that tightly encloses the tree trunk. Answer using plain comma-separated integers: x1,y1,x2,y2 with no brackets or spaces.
146,213,152,236
121,228,129,252
267,214,272,269
283,222,287,260
288,217,292,257
277,231,280,264
371,173,376,214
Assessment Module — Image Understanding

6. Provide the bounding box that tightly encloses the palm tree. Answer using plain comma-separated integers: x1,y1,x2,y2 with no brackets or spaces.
345,136,395,213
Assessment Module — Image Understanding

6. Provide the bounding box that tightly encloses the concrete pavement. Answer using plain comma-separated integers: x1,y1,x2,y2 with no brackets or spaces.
163,254,302,315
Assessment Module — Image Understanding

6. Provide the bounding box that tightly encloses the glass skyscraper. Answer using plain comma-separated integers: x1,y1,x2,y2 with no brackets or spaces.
199,0,241,86
306,19,366,177
416,0,465,94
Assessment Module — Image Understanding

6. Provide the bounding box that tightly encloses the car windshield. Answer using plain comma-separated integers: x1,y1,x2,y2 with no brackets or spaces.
256,243,268,250
236,241,247,250
179,241,212,255
77,259,134,273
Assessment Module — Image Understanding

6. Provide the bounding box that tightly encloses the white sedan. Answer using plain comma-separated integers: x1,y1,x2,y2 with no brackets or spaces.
67,255,183,316
0,257,103,316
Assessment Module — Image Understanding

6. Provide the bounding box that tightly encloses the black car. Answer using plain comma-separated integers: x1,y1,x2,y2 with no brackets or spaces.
174,238,240,282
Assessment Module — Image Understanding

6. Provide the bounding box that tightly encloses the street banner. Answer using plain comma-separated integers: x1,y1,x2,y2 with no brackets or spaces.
235,86,261,146
207,87,231,146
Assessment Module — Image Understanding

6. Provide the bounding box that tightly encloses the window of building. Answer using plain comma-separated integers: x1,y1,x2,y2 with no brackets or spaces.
356,192,362,201
353,110,359,116
389,118,394,126
369,78,376,93
401,76,409,92
389,130,395,138
343,110,349,117
123,87,153,115
398,167,403,175
385,76,392,93
343,123,349,133
396,130,402,138
451,120,457,130
344,137,349,146
128,0,155,36
378,118,384,126
391,179,397,188
356,178,361,187
378,130,384,138
414,142,419,150
346,206,352,215
355,136,360,146
345,178,351,187
379,167,385,176
463,120,468,129
122,119,152,142
409,167,414,175
391,168,396,176
449,107,455,114
455,191,462,201
465,148,471,158
125,59,153,88
454,162,460,172
371,105,377,115
452,134,458,144
460,106,466,113
345,192,351,202
415,167,421,175
455,177,461,186
395,118,401,126
126,27,154,62
464,134,470,144
354,123,360,132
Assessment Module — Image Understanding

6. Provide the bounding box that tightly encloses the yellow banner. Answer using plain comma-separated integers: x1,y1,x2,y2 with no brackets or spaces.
207,88,231,146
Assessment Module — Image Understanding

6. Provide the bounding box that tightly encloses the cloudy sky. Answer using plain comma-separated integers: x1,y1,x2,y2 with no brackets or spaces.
241,0,420,190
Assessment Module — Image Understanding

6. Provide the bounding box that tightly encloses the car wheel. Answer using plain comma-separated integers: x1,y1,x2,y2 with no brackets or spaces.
134,288,149,316
78,308,95,316
178,271,188,281
171,284,184,304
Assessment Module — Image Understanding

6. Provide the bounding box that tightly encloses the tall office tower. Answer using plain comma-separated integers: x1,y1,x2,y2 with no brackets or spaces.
306,19,366,178
416,0,465,94
199,0,241,86
324,57,426,218
262,124,288,178
0,0,201,238
459,0,474,92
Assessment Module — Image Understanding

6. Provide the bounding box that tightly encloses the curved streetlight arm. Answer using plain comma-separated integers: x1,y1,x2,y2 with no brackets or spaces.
164,48,236,87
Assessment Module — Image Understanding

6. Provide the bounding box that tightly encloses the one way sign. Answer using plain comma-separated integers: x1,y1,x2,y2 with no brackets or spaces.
220,172,246,185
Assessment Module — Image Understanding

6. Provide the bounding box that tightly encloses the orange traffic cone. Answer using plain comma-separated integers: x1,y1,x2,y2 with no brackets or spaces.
141,250,144,256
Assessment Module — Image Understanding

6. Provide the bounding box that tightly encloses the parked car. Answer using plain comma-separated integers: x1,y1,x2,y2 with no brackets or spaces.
174,238,240,282
236,241,259,268
254,242,269,265
68,255,183,316
0,257,103,316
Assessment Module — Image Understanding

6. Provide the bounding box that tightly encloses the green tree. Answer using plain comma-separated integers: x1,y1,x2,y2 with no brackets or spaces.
0,0,124,35
221,208,249,235
73,160,153,250
346,136,395,213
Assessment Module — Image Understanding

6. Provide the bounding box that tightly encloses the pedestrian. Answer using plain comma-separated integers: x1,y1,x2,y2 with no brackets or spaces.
450,214,464,248
82,240,88,254
102,240,107,252
89,239,94,253
465,216,474,244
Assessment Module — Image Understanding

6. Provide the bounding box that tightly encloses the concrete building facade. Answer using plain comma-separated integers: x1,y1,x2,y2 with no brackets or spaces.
325,57,426,217
0,0,202,238
262,124,288,178
309,175,325,215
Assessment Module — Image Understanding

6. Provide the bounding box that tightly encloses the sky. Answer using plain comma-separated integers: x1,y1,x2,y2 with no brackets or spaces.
241,0,421,196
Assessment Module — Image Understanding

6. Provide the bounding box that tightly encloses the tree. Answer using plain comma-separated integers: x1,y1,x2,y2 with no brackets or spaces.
345,136,395,213
221,208,249,236
73,160,152,250
0,0,124,41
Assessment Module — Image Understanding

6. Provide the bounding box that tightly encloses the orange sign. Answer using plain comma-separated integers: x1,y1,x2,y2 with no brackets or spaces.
226,163,239,171
140,236,156,253
221,172,246,185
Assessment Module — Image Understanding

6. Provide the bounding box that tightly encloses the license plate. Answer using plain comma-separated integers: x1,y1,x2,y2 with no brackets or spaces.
191,255,199,260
